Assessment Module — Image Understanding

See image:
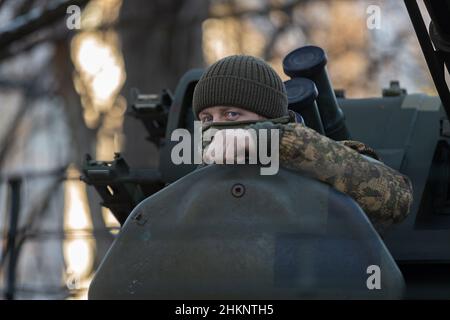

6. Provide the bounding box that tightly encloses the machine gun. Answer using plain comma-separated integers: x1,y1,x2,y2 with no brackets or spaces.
80,153,164,225
81,89,174,224
128,88,173,147
81,70,201,224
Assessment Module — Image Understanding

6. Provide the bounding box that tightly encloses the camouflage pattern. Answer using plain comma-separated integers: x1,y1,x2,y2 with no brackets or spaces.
201,119,413,231
278,122,413,231
339,140,381,161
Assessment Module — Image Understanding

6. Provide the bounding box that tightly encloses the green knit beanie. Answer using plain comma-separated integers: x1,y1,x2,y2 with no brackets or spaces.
192,55,288,119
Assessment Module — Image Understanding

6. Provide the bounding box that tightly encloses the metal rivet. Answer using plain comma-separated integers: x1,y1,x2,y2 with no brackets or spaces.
133,212,147,226
231,183,245,198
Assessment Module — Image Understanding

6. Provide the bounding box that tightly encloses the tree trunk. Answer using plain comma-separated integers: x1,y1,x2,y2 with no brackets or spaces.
118,0,208,167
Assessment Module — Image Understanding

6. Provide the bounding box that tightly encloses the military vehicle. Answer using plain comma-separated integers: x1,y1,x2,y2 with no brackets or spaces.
83,0,450,299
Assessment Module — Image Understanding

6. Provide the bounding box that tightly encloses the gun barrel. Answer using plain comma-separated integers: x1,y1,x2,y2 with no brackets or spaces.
284,77,325,134
283,46,350,140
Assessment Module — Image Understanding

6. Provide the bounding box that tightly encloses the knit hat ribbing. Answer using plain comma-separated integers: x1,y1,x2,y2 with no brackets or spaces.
192,55,288,119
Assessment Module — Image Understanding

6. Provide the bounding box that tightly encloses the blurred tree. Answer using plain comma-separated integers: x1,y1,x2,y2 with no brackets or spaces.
118,0,209,167
0,0,102,299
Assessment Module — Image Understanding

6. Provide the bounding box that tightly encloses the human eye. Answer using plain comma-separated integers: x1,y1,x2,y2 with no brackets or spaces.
224,110,240,121
200,114,213,123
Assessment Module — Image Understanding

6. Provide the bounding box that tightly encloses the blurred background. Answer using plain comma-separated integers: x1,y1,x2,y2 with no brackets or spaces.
0,0,436,299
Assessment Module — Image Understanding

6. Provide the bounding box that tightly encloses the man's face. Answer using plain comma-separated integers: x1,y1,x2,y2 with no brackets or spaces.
198,106,266,124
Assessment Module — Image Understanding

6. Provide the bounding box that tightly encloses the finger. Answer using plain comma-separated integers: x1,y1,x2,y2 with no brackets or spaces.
203,144,214,164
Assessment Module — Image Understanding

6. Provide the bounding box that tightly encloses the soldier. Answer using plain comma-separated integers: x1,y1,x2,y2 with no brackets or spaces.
192,55,413,232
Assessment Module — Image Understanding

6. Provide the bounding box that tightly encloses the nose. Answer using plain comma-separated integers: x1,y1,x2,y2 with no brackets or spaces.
212,114,224,123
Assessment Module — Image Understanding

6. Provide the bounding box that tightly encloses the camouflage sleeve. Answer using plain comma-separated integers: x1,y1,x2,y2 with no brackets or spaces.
338,140,381,161
278,122,414,229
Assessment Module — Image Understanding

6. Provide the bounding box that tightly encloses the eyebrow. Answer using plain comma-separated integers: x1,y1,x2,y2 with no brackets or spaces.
199,106,242,117
220,107,243,113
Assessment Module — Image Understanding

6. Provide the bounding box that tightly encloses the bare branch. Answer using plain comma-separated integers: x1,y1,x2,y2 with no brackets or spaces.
0,0,89,51
0,96,30,169
16,0,37,17
0,25,67,61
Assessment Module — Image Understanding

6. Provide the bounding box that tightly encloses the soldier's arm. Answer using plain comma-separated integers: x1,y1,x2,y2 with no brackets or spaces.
277,122,413,229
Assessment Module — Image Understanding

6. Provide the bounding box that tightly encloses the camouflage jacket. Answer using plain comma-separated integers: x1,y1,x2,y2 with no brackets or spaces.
203,118,414,231
277,122,413,231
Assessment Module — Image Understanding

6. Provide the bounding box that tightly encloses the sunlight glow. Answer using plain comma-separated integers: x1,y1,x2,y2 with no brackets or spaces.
72,32,125,113
63,165,96,299
102,207,120,235
68,0,125,299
